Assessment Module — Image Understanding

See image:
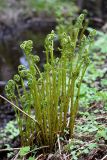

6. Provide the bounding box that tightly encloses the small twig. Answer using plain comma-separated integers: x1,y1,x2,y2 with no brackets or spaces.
0,148,20,152
94,116,107,121
0,95,40,128
36,154,44,160
11,151,20,160
25,145,49,156
87,103,97,111
101,154,107,160
57,134,61,155
0,146,49,153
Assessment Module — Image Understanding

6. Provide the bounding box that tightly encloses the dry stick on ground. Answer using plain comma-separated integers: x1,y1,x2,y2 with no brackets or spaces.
0,146,49,152
1,147,49,160
24,146,49,156
101,154,107,160
0,148,20,152
87,103,98,111
12,151,20,160
57,134,61,155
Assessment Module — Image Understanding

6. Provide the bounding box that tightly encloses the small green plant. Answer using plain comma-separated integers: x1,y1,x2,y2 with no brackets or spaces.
19,146,30,156
3,14,96,151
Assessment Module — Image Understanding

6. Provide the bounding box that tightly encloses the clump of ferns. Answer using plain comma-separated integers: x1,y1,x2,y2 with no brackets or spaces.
4,14,96,151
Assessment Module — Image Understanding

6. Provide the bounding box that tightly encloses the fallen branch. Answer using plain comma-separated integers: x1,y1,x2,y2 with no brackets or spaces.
0,146,48,153
101,154,107,160
12,151,20,160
